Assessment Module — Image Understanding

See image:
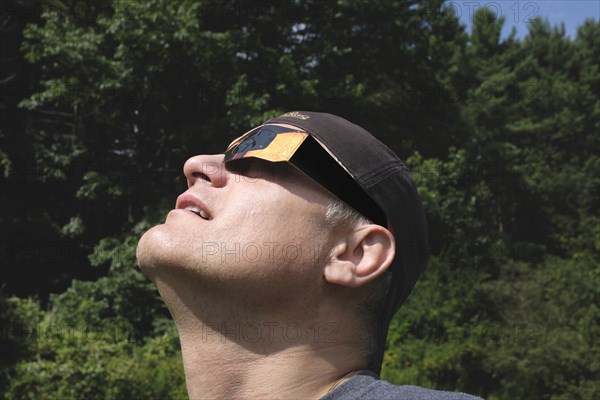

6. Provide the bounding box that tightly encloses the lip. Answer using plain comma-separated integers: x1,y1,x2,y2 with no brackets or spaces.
175,193,212,220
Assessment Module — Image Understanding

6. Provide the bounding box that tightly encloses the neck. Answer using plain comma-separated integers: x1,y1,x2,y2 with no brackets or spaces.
160,290,365,399
178,329,362,400
151,269,368,399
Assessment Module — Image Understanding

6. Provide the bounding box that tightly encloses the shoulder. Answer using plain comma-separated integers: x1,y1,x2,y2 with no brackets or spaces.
321,371,484,400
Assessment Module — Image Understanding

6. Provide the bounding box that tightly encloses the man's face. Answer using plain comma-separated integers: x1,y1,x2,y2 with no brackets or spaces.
137,125,339,312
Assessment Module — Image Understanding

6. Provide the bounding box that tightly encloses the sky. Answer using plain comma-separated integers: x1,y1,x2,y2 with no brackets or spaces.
453,0,600,39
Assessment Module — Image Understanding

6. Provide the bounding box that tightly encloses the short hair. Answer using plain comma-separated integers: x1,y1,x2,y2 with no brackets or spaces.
325,197,372,228
324,197,393,362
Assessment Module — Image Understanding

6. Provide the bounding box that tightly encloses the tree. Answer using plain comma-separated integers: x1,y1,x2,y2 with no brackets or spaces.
2,1,598,398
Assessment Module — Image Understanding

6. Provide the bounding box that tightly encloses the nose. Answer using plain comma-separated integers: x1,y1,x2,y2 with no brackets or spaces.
183,154,227,188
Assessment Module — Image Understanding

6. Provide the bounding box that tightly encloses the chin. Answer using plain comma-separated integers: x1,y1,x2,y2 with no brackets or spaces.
136,223,176,279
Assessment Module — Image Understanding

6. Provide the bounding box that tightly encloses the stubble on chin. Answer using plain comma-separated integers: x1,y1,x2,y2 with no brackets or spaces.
136,224,179,280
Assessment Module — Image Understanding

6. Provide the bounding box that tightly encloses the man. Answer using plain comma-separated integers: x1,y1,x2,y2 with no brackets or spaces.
137,111,482,399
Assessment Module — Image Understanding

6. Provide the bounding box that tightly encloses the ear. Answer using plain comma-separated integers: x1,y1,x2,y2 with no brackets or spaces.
324,225,395,288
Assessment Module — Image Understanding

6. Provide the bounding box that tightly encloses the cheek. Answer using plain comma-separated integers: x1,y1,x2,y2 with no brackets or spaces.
223,191,283,234
219,185,332,264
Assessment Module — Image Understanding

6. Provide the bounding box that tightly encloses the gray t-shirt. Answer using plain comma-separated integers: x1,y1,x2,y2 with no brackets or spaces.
320,371,483,400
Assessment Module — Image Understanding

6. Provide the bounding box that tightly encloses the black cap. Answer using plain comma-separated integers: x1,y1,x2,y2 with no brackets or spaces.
265,111,428,374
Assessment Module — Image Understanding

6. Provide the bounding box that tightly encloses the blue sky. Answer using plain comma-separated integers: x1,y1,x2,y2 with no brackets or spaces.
452,0,599,39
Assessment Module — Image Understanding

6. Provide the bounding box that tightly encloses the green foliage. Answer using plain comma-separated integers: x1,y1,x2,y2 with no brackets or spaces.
0,130,12,177
381,10,599,399
478,255,600,400
51,224,168,341
408,149,500,268
5,321,186,400
0,293,43,391
2,0,598,399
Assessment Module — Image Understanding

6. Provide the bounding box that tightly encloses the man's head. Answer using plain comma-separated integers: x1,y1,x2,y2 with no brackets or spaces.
136,111,427,373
